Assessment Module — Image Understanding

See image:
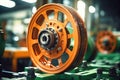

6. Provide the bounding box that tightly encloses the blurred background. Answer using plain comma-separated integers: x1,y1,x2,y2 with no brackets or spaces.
0,0,120,77
0,0,120,47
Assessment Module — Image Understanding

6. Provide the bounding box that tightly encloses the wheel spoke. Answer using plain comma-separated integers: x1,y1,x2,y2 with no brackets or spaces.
58,57,63,66
47,58,52,64
31,39,38,44
65,48,72,56
43,12,48,21
33,23,41,30
54,10,58,20
46,58,55,68
67,33,73,39
63,18,69,27
37,53,43,60
40,48,46,53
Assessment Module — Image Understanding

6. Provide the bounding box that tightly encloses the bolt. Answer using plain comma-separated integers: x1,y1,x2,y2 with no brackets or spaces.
46,23,49,27
81,60,87,68
57,47,62,51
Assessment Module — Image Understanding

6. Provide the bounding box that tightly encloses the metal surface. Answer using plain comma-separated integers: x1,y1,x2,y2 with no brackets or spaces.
27,3,87,73
84,37,97,62
96,31,117,54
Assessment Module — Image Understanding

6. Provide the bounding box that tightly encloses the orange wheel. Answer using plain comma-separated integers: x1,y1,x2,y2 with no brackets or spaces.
96,31,117,54
27,3,87,73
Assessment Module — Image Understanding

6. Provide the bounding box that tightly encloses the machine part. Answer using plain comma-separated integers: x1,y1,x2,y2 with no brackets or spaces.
67,26,97,62
27,3,87,73
3,53,120,79
0,29,5,57
81,60,88,68
84,37,97,62
96,31,117,54
38,27,58,50
1,70,18,78
23,55,120,80
27,67,36,80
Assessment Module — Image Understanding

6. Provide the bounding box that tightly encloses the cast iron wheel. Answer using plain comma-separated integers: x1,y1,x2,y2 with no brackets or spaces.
27,3,87,73
96,31,116,54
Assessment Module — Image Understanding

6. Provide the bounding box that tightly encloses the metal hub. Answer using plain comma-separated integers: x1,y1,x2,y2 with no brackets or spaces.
96,31,116,54
102,39,110,47
38,27,58,50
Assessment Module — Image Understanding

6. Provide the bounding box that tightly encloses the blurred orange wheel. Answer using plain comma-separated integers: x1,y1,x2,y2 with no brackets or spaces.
96,31,117,54
27,3,87,73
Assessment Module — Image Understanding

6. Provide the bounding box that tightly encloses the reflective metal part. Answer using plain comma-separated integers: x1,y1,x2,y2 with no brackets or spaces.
38,27,58,50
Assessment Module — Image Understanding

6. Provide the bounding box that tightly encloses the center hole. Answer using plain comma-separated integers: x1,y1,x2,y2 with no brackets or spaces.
42,36,47,42
102,39,110,47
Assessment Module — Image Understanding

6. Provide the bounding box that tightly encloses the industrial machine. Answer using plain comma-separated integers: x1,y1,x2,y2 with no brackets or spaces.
26,3,120,80
84,37,97,62
96,31,120,54
27,3,87,74
1,3,120,80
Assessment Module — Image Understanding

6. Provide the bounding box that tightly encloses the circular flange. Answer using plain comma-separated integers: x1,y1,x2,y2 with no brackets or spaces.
96,31,117,54
27,3,87,73
38,27,58,51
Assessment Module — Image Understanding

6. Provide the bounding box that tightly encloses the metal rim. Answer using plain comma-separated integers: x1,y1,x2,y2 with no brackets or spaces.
96,31,116,54
27,3,87,73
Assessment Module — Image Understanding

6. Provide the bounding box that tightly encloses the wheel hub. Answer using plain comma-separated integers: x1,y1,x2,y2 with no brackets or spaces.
96,31,116,54
38,27,58,51
102,38,110,47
